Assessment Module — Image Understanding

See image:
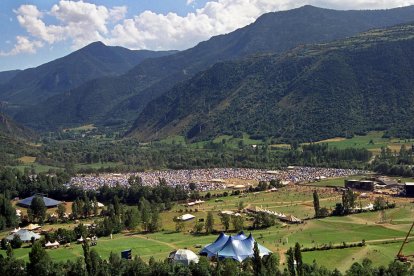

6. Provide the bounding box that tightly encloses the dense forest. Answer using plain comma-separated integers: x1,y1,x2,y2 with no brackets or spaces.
33,139,371,172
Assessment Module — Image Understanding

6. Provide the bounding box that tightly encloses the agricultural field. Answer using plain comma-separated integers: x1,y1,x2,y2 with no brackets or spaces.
2,185,414,272
316,131,414,154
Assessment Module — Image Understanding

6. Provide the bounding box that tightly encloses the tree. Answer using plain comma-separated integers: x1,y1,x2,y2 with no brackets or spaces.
189,256,211,276
125,207,140,229
92,197,99,217
262,253,280,275
71,200,79,219
220,214,230,232
318,207,330,218
57,204,66,221
27,241,52,276
313,190,320,218
374,197,387,211
1,238,8,250
193,221,204,234
222,259,239,276
30,196,47,223
205,211,214,234
139,198,151,232
148,206,161,233
232,216,244,232
342,189,356,215
287,248,295,276
82,241,93,276
82,196,92,218
253,242,262,276
175,219,185,232
0,194,18,230
333,203,344,216
10,235,22,249
294,242,303,276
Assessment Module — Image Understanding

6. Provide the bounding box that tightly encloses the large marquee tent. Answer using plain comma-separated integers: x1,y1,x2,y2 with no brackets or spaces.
200,232,271,262
17,195,61,208
6,229,41,242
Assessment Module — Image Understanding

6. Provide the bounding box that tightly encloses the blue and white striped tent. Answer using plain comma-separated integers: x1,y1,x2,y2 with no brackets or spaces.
200,232,271,262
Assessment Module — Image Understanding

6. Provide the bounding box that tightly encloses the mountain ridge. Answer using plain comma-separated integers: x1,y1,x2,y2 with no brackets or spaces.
0,41,176,107
128,23,414,142
11,5,414,131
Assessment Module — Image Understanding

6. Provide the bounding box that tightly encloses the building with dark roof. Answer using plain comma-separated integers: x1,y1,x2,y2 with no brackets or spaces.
405,182,414,197
17,194,61,208
345,179,375,191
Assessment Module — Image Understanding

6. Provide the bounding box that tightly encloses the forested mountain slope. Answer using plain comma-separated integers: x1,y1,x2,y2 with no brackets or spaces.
129,24,414,142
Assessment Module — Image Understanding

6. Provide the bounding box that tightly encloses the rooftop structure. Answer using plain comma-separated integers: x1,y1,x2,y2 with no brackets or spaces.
177,214,195,221
169,249,199,266
200,232,271,262
17,194,61,208
6,229,41,242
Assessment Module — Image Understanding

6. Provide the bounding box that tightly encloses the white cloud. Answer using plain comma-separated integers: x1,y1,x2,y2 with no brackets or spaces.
8,0,414,54
12,0,127,52
0,36,43,56
109,6,128,22
186,0,195,5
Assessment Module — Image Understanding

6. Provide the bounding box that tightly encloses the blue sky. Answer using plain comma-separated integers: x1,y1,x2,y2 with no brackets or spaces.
1,0,414,71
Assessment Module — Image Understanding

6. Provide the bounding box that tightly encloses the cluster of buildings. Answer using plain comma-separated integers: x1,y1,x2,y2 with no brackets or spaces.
343,176,412,196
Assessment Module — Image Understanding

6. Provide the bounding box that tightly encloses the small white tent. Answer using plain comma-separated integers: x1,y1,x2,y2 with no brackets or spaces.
169,249,199,266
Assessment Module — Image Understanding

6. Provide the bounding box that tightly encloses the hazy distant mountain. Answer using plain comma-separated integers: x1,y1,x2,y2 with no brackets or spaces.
0,41,176,106
129,23,414,142
0,70,20,85
14,5,414,130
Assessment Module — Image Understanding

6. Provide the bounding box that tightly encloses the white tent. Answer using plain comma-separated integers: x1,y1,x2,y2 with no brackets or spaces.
6,229,41,242
177,214,195,221
169,249,199,266
10,227,21,234
45,241,60,248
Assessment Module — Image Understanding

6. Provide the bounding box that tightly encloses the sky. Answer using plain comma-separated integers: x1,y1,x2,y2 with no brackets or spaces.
1,0,414,71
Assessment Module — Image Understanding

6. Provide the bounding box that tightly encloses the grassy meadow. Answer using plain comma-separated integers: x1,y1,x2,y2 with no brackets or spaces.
2,184,414,272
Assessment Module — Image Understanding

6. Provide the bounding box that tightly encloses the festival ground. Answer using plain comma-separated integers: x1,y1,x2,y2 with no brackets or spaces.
2,182,414,272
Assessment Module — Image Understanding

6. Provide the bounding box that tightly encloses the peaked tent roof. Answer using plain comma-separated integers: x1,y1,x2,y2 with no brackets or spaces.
233,231,247,240
169,249,199,266
200,232,229,257
216,234,271,262
17,195,61,208
200,232,271,262
6,229,41,242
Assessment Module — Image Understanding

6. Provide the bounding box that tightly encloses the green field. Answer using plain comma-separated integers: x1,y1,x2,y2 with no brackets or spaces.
2,185,414,272
316,131,414,154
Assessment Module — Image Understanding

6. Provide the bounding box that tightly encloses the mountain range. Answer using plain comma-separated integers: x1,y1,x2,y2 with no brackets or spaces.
9,5,414,132
0,42,175,109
